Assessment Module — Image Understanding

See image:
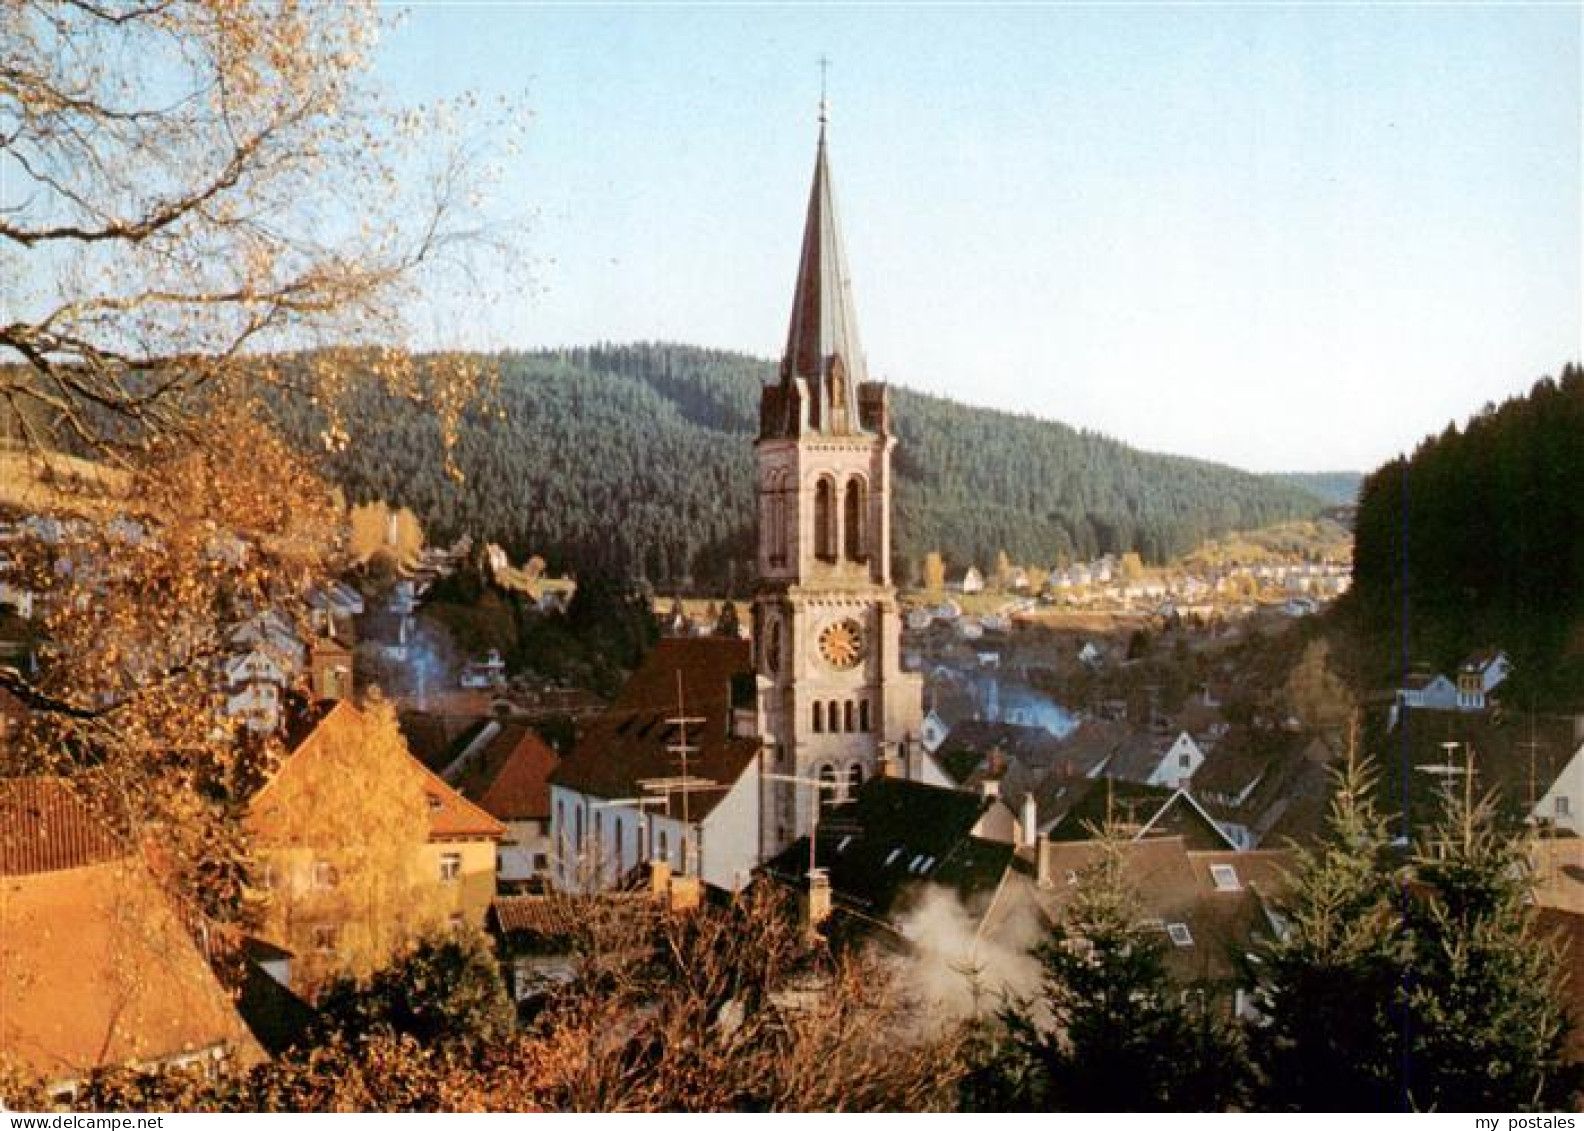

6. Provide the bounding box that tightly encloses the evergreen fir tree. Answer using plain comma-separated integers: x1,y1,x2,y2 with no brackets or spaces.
1246,751,1408,1111
1399,757,1577,1110
974,826,1247,1111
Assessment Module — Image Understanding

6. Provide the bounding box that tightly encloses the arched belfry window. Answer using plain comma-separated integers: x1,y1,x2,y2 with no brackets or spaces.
814,477,836,561
767,470,789,567
844,478,866,561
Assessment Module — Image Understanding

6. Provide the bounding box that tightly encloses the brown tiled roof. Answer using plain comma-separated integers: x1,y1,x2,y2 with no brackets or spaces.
1035,837,1293,985
450,722,559,823
490,894,584,937
550,638,758,822
1,858,262,1082
1191,725,1317,802
0,778,126,876
1050,719,1133,777
1099,731,1170,784
254,700,504,842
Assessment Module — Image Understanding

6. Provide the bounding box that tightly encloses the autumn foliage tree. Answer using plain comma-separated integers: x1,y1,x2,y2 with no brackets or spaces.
0,1,518,923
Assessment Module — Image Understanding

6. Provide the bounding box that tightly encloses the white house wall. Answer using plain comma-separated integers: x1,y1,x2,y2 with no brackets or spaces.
1534,742,1584,836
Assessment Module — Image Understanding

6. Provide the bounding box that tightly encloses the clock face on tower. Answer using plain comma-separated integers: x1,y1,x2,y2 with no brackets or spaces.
817,617,865,671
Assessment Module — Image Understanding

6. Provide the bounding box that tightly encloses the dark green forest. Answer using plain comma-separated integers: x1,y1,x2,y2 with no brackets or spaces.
1345,363,1583,706
265,343,1330,589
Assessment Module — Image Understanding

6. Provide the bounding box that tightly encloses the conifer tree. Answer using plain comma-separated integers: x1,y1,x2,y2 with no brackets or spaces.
1246,752,1407,1111
975,827,1246,1111
1399,761,1577,1110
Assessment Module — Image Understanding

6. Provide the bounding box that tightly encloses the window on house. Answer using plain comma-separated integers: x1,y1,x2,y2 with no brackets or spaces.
859,699,871,732
312,860,338,889
1179,753,1192,769
533,853,549,872
439,852,462,883
828,700,841,733
1557,796,1571,817
1210,864,1241,891
844,700,855,733
812,702,824,733
1167,923,1194,947
312,924,338,953
847,763,863,798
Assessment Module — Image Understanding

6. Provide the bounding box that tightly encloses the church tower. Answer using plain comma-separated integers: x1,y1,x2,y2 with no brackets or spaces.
754,114,923,854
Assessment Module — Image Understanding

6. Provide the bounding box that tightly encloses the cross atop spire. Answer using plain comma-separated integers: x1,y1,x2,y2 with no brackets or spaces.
778,112,866,434
818,55,830,126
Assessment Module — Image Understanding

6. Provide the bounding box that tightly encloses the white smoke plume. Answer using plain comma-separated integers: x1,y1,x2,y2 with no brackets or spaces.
892,881,1046,1029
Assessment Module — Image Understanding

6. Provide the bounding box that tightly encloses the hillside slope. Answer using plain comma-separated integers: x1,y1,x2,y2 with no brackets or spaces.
269,343,1327,588
1344,362,1583,706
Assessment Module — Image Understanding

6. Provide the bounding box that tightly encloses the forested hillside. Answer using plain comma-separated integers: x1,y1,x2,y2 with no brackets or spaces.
1272,471,1361,507
1345,363,1583,704
267,343,1327,589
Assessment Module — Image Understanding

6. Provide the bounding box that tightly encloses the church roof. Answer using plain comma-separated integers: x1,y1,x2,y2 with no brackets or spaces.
759,115,888,440
549,638,759,824
784,123,866,410
760,776,1015,924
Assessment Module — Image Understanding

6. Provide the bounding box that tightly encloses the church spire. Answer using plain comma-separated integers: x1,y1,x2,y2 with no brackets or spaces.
780,111,866,434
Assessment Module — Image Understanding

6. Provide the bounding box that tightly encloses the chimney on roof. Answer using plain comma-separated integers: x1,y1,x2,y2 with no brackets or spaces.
981,775,1000,800
806,868,833,937
669,873,702,914
649,857,672,902
1021,791,1038,849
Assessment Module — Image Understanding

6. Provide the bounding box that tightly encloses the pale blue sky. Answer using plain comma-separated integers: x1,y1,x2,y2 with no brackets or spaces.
382,3,1581,472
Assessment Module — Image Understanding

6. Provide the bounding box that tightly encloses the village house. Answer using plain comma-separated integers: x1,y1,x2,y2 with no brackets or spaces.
223,648,289,734
308,629,354,702
1028,835,1293,1016
1190,726,1336,850
759,773,1023,943
1533,728,1584,837
439,719,560,888
1,779,261,1099
246,700,504,997
549,637,764,895
1094,729,1208,792
1042,776,1236,850
1455,649,1513,711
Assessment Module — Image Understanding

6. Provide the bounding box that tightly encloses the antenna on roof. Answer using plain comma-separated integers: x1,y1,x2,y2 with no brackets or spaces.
660,670,708,876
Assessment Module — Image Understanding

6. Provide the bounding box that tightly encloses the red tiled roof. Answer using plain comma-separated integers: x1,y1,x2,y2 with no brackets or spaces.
0,778,127,876
450,723,559,823
549,638,758,822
